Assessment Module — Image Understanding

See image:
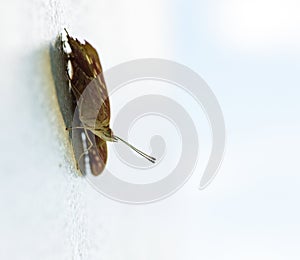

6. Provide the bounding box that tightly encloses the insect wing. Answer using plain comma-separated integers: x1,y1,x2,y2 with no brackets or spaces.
86,131,107,176
65,33,111,176
77,75,110,130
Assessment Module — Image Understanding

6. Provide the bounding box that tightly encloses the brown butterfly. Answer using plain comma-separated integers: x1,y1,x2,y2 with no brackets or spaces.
62,29,155,176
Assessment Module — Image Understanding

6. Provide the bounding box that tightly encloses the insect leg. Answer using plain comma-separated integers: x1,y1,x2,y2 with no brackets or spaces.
66,125,94,170
66,126,85,131
84,129,94,152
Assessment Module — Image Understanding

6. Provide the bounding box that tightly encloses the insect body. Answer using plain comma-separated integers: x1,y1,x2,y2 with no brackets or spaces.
62,29,155,176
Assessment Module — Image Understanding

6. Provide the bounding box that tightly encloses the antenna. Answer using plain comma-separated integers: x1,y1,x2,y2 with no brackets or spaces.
113,135,156,163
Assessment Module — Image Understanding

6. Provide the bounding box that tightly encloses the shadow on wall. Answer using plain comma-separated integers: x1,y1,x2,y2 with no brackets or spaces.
50,35,84,176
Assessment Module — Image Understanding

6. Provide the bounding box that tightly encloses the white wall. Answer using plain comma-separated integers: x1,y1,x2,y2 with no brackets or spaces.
1,0,300,259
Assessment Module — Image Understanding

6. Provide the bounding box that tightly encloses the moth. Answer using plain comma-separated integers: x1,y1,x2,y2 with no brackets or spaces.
62,29,155,176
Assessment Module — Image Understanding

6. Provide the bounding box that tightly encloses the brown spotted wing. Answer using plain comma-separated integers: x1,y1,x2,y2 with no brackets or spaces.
62,29,155,176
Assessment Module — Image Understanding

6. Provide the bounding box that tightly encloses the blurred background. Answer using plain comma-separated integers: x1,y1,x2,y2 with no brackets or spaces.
1,0,300,259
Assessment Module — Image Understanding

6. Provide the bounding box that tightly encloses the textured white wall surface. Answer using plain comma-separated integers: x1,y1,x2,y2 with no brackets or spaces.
1,0,300,259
